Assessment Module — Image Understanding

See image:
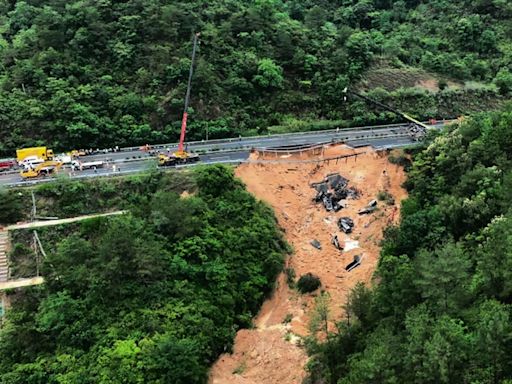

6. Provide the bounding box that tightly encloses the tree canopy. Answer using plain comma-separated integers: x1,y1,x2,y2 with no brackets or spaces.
0,165,289,383
0,0,510,154
306,103,512,384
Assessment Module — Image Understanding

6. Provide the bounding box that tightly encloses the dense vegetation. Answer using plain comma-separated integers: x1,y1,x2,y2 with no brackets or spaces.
0,0,511,154
306,105,512,383
0,165,289,383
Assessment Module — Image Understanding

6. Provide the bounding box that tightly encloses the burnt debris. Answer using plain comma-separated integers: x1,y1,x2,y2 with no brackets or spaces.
331,234,343,250
310,239,322,250
345,255,361,272
358,199,378,215
338,217,354,233
312,173,359,212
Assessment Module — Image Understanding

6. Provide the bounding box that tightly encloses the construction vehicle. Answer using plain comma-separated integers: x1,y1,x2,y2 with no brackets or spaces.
158,153,177,166
158,33,201,166
69,149,86,158
16,147,54,164
342,87,430,140
20,160,62,179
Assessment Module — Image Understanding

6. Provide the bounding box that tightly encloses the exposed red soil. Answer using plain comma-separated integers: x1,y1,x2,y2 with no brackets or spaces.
209,144,407,384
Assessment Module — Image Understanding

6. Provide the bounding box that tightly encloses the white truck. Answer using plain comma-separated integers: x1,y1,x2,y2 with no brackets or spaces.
56,154,73,165
71,160,105,171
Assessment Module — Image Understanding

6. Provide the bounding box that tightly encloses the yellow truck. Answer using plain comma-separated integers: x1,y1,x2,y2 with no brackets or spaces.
20,160,62,179
16,147,54,164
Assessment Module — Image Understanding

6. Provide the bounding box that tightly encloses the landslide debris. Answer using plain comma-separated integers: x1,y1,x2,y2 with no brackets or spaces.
209,144,407,384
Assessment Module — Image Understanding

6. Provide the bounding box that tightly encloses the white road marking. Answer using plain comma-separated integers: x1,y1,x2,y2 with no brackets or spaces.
209,156,231,161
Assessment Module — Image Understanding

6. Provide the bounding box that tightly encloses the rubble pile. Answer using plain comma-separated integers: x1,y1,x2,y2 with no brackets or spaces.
312,173,360,212
311,172,375,273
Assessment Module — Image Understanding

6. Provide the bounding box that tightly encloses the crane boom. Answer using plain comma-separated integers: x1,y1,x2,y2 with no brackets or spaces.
342,88,430,131
177,32,200,153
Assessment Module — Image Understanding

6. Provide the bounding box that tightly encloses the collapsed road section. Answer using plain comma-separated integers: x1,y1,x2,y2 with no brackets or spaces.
209,144,408,384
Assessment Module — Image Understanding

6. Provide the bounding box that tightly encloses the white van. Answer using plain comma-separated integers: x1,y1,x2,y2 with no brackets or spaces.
19,156,45,167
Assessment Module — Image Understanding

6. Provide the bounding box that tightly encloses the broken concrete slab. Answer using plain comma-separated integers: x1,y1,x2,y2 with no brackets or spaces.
358,205,377,215
311,182,328,193
344,240,360,252
310,239,322,250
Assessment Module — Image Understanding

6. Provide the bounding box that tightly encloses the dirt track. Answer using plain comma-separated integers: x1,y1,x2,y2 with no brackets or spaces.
209,144,407,384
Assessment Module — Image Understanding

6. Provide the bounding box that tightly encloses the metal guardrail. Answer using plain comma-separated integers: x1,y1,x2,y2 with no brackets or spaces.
254,132,411,152
1,128,412,177
116,120,452,153
115,122,412,153
3,130,426,188
1,120,452,173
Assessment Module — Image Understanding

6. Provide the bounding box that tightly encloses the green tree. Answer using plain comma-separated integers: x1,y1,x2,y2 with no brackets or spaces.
495,69,512,95
414,242,471,314
0,189,25,224
252,58,284,89
471,300,512,383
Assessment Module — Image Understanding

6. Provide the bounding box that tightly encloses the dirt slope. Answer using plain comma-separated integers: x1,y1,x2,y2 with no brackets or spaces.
209,144,407,384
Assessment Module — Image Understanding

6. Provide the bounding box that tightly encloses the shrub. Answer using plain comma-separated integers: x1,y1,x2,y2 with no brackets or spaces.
297,273,321,293
388,152,412,170
377,190,395,205
0,189,25,225
285,267,296,288
495,69,512,95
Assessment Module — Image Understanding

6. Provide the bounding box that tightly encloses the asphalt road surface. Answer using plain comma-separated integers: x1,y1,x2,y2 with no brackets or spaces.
1,150,251,187
0,121,450,187
81,123,420,162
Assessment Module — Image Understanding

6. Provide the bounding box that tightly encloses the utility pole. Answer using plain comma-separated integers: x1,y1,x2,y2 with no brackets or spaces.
31,191,36,221
30,191,39,276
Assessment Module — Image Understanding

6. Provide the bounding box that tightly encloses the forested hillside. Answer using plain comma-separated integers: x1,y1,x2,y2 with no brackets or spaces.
1,0,511,154
0,165,289,383
306,104,512,384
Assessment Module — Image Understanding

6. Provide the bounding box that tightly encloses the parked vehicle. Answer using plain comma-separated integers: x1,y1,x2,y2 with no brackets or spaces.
56,154,73,165
0,159,17,172
19,156,45,168
71,160,105,171
20,161,62,179
16,147,54,164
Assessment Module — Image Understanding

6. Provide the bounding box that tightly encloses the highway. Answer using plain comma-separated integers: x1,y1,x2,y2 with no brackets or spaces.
0,150,251,187
82,123,421,162
0,121,450,187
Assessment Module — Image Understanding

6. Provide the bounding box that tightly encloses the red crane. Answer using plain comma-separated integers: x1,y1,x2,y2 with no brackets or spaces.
175,32,200,160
